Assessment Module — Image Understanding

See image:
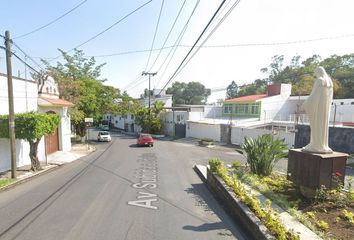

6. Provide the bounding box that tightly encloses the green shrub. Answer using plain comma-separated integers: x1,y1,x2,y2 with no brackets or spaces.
239,134,288,176
211,159,299,240
209,158,222,173
231,160,242,171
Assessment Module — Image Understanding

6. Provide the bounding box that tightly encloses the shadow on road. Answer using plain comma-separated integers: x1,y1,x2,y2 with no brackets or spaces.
183,183,249,239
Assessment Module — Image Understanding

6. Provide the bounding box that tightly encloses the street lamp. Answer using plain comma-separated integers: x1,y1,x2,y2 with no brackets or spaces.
142,71,157,133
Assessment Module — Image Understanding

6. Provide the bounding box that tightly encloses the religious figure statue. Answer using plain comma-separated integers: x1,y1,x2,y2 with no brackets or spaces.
302,66,333,154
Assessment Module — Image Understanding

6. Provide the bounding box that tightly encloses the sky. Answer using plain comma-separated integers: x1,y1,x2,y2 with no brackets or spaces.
1,0,354,101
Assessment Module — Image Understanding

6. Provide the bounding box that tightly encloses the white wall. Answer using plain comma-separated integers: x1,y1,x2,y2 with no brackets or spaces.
231,127,295,148
0,137,45,172
0,75,38,114
204,106,222,118
330,99,354,123
260,94,291,123
186,121,221,141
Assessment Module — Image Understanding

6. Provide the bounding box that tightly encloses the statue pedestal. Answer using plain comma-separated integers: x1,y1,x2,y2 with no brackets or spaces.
287,149,348,198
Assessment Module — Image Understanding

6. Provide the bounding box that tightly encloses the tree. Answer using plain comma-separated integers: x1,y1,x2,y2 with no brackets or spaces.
166,81,211,105
0,112,60,171
140,88,154,99
226,81,238,99
134,101,165,134
237,79,268,97
35,49,121,136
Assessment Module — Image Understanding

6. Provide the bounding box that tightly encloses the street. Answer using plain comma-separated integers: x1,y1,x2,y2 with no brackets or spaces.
0,133,248,240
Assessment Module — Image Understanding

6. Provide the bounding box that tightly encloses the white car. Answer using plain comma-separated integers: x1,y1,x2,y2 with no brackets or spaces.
97,131,111,142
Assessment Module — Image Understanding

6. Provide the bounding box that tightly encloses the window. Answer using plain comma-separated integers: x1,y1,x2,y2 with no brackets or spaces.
251,104,260,114
341,102,344,105
224,104,232,113
351,102,354,105
235,104,248,114
131,115,134,120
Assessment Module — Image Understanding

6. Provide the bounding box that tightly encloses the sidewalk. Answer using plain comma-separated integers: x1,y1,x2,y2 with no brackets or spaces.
0,143,95,190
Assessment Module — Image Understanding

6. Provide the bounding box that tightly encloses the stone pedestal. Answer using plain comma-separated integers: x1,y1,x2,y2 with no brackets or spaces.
287,149,348,197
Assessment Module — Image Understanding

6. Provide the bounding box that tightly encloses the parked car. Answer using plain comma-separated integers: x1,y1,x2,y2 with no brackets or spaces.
137,133,154,147
101,125,109,131
97,131,111,142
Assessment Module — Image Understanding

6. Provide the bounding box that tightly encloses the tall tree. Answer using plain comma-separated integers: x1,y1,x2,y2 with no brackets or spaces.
237,79,268,97
36,49,121,136
166,81,211,105
134,101,165,134
226,80,238,99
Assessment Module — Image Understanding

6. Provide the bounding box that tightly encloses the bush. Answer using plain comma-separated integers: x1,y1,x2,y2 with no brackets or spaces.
209,158,222,173
239,134,288,176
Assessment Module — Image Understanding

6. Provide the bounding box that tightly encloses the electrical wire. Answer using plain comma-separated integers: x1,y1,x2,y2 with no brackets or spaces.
158,0,227,95
125,0,200,92
11,51,41,75
174,0,240,79
124,0,191,92
147,0,186,72
16,32,354,60
0,40,42,76
13,0,89,39
11,41,46,72
155,0,200,88
51,0,153,61
144,0,165,71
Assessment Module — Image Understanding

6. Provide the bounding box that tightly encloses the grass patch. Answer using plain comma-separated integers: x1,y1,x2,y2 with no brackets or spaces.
0,178,15,188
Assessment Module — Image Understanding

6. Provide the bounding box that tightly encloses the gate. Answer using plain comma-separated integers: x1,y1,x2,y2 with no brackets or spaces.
45,127,59,154
175,123,186,138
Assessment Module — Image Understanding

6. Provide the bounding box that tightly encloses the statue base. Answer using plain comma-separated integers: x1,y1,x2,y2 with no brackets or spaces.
287,149,348,198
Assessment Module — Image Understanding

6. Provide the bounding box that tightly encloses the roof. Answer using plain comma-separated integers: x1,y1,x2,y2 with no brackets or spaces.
225,94,267,102
38,97,74,107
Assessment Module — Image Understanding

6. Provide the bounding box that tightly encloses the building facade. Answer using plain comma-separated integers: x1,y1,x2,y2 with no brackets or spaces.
0,74,73,172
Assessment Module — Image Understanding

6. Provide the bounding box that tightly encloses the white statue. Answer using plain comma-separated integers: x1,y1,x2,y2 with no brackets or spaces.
302,66,333,154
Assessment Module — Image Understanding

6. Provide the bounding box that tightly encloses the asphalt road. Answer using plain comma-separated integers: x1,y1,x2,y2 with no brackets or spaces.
0,133,249,240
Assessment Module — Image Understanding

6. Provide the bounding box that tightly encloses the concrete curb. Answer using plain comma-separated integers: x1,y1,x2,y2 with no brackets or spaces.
0,164,60,193
0,146,97,193
194,165,273,240
193,165,320,240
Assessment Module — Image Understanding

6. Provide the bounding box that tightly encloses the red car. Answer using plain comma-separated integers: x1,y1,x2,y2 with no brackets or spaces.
137,133,154,147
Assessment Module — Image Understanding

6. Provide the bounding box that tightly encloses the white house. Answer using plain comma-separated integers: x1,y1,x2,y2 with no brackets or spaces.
107,89,172,133
0,73,73,172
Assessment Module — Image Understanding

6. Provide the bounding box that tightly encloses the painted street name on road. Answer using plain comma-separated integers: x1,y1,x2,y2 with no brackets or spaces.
128,153,158,210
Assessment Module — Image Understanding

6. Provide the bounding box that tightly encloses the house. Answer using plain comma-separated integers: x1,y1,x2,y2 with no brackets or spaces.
0,73,73,172
222,84,292,124
107,89,173,133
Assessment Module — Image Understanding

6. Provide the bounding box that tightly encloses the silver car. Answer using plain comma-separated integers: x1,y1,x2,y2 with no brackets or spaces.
97,131,111,142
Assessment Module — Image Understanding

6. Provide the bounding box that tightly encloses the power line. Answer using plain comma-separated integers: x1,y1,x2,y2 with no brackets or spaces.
174,0,240,79
147,0,186,72
51,0,153,61
158,0,227,95
11,41,46,72
155,0,200,88
124,0,191,92
156,0,232,87
144,0,165,71
18,32,354,60
125,0,200,92
13,0,89,39
11,51,41,75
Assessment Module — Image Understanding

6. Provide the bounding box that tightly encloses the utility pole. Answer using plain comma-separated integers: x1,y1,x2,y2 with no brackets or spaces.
5,31,17,178
142,71,157,133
